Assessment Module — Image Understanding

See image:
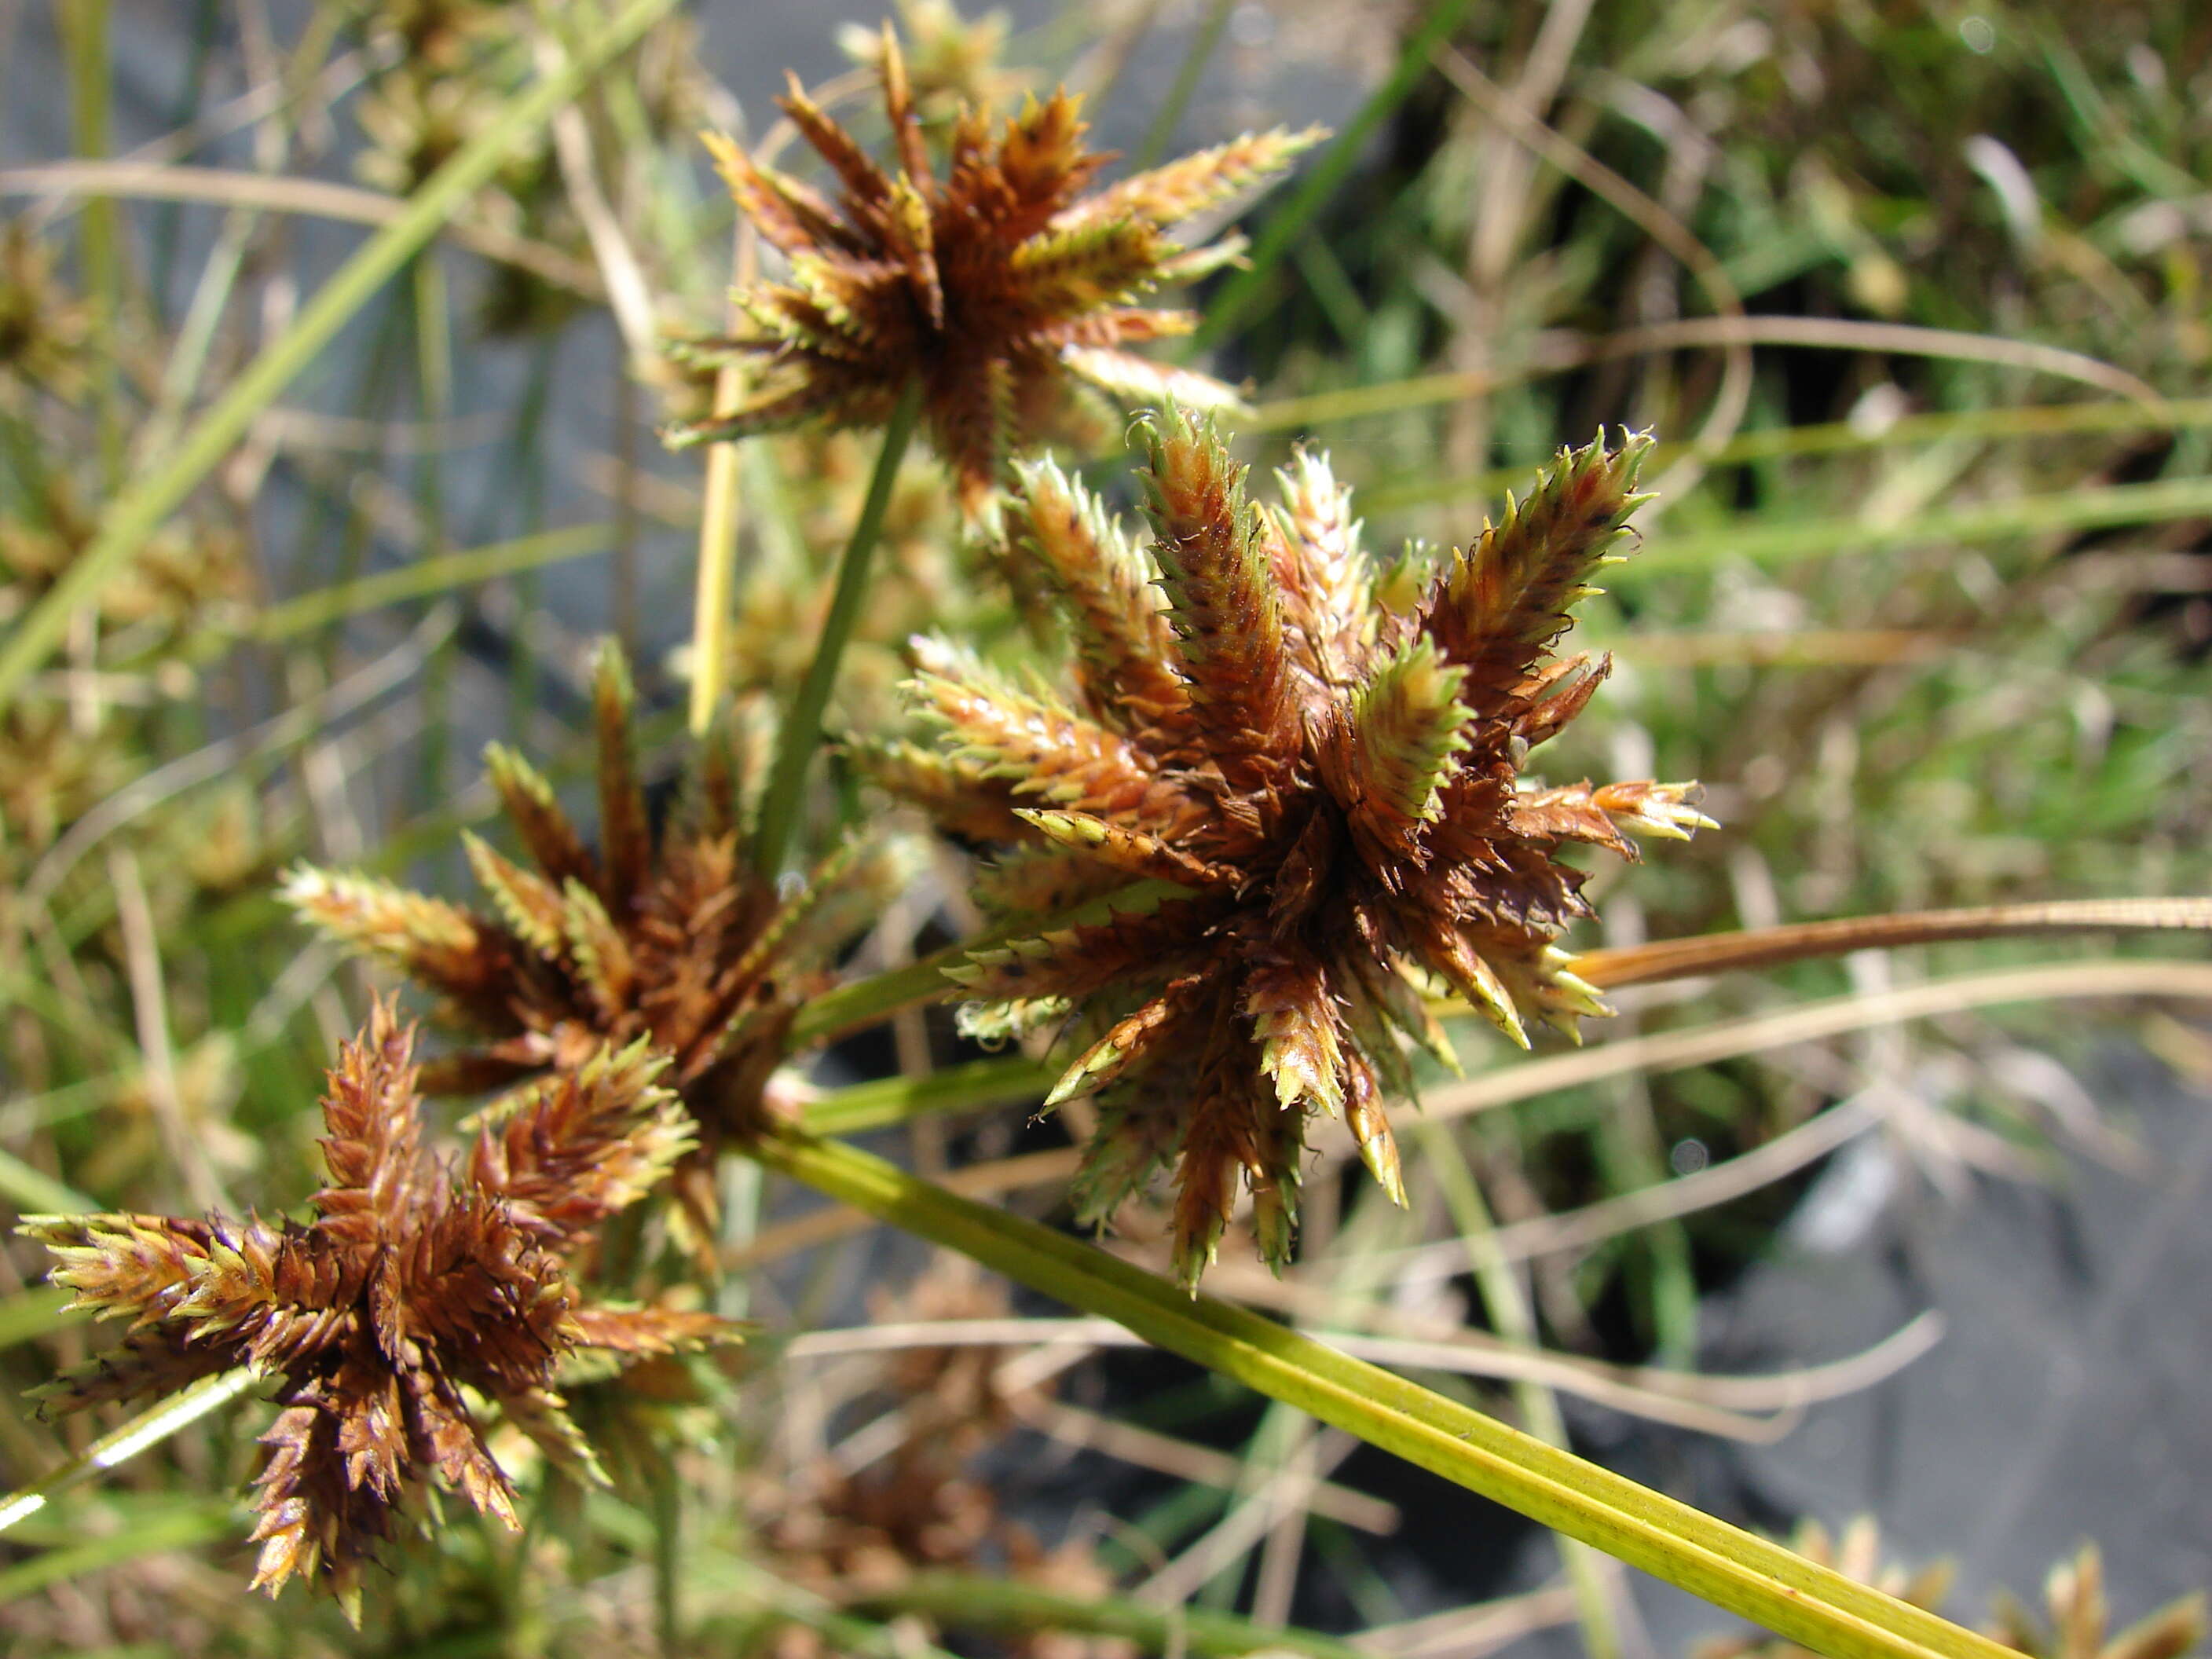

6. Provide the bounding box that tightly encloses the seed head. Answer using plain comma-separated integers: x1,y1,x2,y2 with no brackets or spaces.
285,643,917,1221
667,31,1320,511
21,1002,734,1613
879,415,1712,1284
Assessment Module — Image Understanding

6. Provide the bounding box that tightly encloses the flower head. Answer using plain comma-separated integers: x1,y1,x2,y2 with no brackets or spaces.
284,643,914,1196
877,413,1712,1284
667,32,1320,511
0,221,93,402
23,1002,733,1611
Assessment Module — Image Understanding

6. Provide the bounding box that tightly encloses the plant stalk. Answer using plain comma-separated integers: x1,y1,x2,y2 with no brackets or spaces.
688,216,759,737
750,379,925,876
1571,897,2212,991
0,1369,259,1536
745,1130,2017,1659
854,1569,1370,1659
785,878,1190,1050
1194,0,1474,351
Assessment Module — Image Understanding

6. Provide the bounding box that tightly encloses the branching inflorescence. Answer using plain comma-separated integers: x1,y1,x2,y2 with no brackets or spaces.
873,412,1712,1284
23,1002,736,1612
665,29,1319,511
284,644,914,1225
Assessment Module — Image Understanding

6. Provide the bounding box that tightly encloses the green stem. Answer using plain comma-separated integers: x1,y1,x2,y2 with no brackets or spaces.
0,1503,237,1606
60,0,123,489
1193,0,1474,351
1415,1119,1619,1659
745,1130,2017,1659
804,1054,1056,1136
1621,474,2212,579
0,1287,77,1352
751,379,925,876
244,524,613,646
0,0,680,707
1340,395,2212,497
651,1460,682,1656
0,1149,93,1216
412,253,457,863
852,1571,1371,1659
0,1370,259,1536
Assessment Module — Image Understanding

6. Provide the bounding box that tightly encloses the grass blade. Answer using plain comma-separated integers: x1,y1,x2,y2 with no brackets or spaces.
0,0,679,705
854,1570,1372,1659
1193,0,1474,350
804,1054,1056,1137
0,1371,258,1536
746,1130,2019,1659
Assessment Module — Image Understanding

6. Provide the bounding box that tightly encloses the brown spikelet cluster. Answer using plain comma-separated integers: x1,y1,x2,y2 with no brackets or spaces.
873,412,1712,1284
284,644,914,1170
0,219,93,401
665,29,1320,510
20,1002,735,1612
1,481,256,895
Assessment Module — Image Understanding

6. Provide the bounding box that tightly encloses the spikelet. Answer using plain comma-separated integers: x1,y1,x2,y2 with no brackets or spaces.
668,30,1320,511
287,642,912,1170
20,1001,737,1611
877,416,1711,1284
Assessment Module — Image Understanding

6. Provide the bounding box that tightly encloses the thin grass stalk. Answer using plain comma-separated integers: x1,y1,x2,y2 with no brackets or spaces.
0,1505,237,1606
0,0,681,706
652,1461,683,1656
1621,475,2212,577
412,253,459,868
855,1569,1370,1659
804,1054,1057,1136
750,379,925,875
1418,958,2212,1126
1355,396,2212,508
478,328,563,721
0,1370,259,1536
689,220,756,737
60,0,122,487
0,1151,92,1217
1194,0,1475,350
745,1129,2019,1659
1254,329,2156,435
240,523,612,646
1571,898,2212,990
1134,0,1233,170
0,1287,77,1352
0,161,605,298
